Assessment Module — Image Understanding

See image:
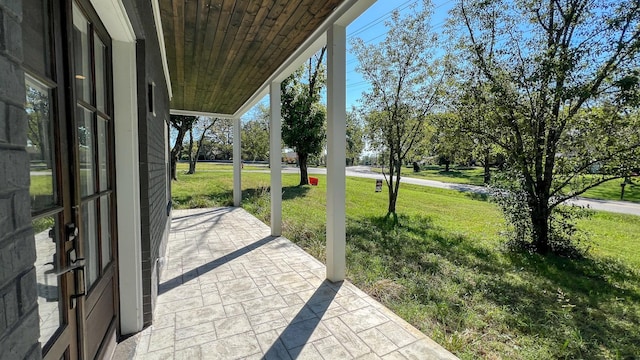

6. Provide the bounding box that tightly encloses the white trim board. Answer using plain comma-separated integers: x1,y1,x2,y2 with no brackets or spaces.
92,0,145,334
112,40,144,335
90,0,134,42
151,0,173,100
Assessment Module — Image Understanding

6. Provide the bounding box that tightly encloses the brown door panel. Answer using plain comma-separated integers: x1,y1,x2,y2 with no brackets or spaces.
85,279,115,359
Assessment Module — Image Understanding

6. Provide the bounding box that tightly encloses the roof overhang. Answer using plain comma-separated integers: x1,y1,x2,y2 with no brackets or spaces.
162,0,376,118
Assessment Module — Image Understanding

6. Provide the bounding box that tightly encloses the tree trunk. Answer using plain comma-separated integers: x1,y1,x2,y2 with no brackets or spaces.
170,155,178,181
190,145,203,173
387,168,395,215
483,148,491,184
387,153,401,223
191,119,216,174
187,128,196,174
530,199,551,254
170,143,184,181
169,116,196,180
299,153,309,186
445,161,450,172
388,192,397,215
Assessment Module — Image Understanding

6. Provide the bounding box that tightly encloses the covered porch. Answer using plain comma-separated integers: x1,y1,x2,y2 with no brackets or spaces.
114,208,457,359
147,0,457,358
160,0,377,289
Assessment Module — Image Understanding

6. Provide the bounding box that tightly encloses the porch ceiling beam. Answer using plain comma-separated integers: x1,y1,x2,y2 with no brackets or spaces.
169,109,235,119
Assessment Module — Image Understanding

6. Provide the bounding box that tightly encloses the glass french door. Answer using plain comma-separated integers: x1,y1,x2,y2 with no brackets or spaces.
24,0,118,359
25,1,81,358
27,74,81,360
71,2,118,358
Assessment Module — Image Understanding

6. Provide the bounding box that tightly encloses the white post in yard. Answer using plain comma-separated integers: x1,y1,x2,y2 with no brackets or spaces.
326,23,347,282
270,82,283,236
233,117,242,206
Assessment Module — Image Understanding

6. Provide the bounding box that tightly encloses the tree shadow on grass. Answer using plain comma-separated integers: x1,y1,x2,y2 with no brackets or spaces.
282,185,311,200
464,192,490,202
243,185,310,201
172,190,234,208
437,170,483,184
420,165,445,171
489,251,640,358
173,185,311,209
344,213,640,358
347,214,503,275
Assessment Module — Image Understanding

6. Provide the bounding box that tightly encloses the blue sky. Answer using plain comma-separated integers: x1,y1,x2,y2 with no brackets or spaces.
345,0,455,109
242,0,455,121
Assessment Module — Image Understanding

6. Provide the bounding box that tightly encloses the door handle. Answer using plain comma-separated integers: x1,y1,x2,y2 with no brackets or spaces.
64,260,86,308
66,222,78,242
70,266,86,301
64,222,85,308
53,258,85,276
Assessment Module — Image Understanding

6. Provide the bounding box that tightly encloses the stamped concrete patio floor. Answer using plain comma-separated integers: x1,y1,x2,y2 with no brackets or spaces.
116,207,457,360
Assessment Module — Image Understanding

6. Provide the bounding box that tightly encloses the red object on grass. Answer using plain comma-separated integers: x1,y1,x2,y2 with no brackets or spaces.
309,177,319,186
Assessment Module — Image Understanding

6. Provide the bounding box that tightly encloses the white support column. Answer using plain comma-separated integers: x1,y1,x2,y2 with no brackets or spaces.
233,117,242,206
113,39,144,335
326,23,347,282
270,82,283,236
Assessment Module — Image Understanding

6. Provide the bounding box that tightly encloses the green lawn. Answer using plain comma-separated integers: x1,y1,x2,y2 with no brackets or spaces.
29,172,53,196
373,165,640,202
172,170,640,359
580,177,640,203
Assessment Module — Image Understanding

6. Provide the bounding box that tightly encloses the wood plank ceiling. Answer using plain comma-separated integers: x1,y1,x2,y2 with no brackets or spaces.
160,0,345,115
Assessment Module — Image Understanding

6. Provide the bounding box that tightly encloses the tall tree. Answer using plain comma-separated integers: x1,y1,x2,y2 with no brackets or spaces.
206,118,234,160
353,0,443,221
346,111,365,166
186,117,217,174
451,0,640,254
242,103,270,162
457,83,505,184
281,48,327,186
430,113,473,172
169,115,197,180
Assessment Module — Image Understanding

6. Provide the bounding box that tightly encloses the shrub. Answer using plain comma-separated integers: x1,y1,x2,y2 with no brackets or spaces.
489,169,591,257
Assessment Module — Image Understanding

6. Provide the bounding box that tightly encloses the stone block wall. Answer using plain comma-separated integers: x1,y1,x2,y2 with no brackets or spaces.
0,0,42,359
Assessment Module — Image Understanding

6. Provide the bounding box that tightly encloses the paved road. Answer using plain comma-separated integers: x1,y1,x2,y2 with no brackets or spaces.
277,165,640,216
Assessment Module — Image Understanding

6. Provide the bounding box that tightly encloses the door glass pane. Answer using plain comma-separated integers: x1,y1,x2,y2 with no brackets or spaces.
72,4,92,104
77,106,95,197
98,117,108,191
34,214,63,347
100,196,111,270
95,35,107,113
26,79,57,212
81,200,99,287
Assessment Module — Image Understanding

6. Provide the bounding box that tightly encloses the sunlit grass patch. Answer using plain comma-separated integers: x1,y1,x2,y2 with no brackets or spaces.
171,171,640,359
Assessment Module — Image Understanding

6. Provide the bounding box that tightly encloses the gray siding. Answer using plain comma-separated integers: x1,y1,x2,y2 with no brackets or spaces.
0,0,42,359
124,0,172,326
